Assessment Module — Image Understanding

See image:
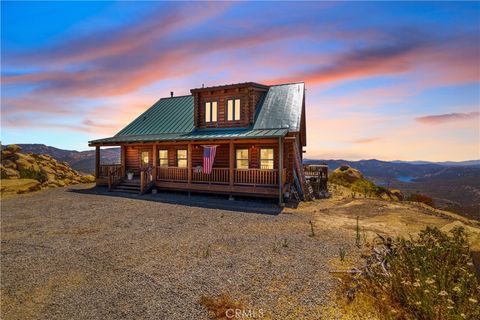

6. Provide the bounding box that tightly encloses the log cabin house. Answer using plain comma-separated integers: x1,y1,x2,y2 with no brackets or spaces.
89,81,307,204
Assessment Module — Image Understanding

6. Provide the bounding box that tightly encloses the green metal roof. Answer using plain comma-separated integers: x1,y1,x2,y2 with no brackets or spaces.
90,128,288,144
89,82,304,145
117,95,194,135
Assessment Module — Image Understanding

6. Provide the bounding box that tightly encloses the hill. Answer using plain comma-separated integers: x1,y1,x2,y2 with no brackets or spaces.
1,144,120,174
1,144,95,197
305,159,480,220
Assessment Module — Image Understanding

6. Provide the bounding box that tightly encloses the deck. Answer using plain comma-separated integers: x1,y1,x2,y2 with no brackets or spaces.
97,165,283,197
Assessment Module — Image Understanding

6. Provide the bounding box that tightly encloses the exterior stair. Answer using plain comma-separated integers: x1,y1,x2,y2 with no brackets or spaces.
110,179,141,194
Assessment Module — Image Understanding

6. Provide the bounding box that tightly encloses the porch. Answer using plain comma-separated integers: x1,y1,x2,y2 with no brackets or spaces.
94,138,289,200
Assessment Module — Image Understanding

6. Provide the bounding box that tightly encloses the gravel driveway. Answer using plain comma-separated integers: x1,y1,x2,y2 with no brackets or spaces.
1,184,351,319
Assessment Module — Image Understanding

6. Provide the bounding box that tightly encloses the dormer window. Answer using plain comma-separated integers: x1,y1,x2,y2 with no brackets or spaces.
227,98,241,121
205,101,217,123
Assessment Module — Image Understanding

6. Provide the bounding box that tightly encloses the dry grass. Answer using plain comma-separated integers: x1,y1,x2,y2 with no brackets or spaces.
1,179,41,198
199,294,245,319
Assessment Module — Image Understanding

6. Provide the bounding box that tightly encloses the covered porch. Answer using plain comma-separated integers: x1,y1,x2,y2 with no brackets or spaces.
94,138,289,201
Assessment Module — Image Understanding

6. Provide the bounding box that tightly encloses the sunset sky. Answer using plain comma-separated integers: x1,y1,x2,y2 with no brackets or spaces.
2,1,479,161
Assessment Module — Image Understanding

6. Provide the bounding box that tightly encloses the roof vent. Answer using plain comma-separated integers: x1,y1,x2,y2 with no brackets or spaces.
170,91,174,97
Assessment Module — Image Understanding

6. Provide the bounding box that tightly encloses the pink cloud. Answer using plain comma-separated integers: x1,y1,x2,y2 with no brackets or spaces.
352,137,381,144
416,112,480,124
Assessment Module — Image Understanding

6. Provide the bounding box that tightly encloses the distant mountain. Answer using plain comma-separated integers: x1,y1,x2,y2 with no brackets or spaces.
305,158,480,220
1,144,120,174
391,159,480,167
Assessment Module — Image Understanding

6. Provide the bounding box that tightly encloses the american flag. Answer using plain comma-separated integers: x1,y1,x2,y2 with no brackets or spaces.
203,145,217,174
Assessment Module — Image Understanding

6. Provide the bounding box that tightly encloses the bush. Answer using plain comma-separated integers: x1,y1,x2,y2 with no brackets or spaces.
356,227,480,319
18,168,39,180
407,193,434,207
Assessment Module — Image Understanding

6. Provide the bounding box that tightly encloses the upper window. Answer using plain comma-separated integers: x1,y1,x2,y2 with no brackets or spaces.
260,148,274,169
236,149,249,169
205,101,218,123
159,150,168,167
227,99,241,121
177,149,187,168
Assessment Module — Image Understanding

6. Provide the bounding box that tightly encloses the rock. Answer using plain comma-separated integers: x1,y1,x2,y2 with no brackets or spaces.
332,165,364,183
35,154,52,162
15,153,40,172
4,144,21,153
1,165,20,179
2,159,17,169
1,179,40,195
1,150,18,161
390,189,404,201
82,175,96,183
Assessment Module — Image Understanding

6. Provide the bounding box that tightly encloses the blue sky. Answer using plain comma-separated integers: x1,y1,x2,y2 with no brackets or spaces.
2,1,479,161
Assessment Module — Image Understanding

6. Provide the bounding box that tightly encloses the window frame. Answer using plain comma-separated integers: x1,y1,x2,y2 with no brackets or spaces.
140,151,149,167
235,148,249,169
205,100,218,123
226,98,241,121
158,149,168,167
260,148,274,170
176,149,188,168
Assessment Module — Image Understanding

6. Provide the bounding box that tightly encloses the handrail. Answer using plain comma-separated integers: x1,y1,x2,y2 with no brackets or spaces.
156,166,279,186
107,165,123,190
156,166,188,182
192,167,229,184
140,166,153,194
234,168,278,186
99,164,122,178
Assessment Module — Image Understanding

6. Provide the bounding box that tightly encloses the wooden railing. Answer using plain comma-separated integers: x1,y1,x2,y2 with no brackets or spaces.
140,167,154,194
104,165,123,190
156,167,188,182
192,168,229,184
156,166,281,187
234,169,278,186
99,164,123,178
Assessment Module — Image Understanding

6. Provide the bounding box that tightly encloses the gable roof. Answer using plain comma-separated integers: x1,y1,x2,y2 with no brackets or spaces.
89,82,304,145
117,95,194,135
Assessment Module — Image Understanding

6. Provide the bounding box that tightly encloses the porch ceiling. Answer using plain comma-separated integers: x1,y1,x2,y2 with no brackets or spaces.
89,128,288,146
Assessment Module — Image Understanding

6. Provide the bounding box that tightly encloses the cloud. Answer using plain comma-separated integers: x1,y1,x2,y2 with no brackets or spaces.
264,32,479,88
416,112,480,124
351,137,381,144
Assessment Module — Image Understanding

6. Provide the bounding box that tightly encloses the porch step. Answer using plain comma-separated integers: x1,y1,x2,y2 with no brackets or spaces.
110,180,141,194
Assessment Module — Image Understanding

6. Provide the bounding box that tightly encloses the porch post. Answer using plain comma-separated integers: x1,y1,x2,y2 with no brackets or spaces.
95,146,100,178
278,137,284,206
187,143,192,187
121,145,126,177
152,144,157,181
229,141,234,194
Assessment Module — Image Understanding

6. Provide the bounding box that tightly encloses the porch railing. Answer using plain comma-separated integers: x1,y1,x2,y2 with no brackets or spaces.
140,167,154,194
234,169,278,186
156,167,188,182
192,168,229,184
155,166,281,187
99,164,123,178
104,164,123,190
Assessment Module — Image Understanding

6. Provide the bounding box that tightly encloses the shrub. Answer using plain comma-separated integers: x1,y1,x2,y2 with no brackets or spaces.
407,193,435,207
355,227,480,319
18,168,39,180
200,294,244,320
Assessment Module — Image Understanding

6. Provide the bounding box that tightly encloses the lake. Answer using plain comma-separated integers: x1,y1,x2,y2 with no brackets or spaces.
397,176,415,182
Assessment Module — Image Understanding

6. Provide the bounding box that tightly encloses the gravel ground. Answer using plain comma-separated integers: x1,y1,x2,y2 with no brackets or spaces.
1,184,352,319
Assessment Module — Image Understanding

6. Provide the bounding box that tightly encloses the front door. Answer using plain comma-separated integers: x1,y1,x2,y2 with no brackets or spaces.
139,149,151,169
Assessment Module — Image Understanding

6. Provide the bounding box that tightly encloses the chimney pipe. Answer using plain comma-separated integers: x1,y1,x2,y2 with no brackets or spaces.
170,91,174,98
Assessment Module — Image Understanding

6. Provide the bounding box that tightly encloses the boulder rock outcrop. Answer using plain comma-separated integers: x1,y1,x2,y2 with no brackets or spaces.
1,144,95,195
